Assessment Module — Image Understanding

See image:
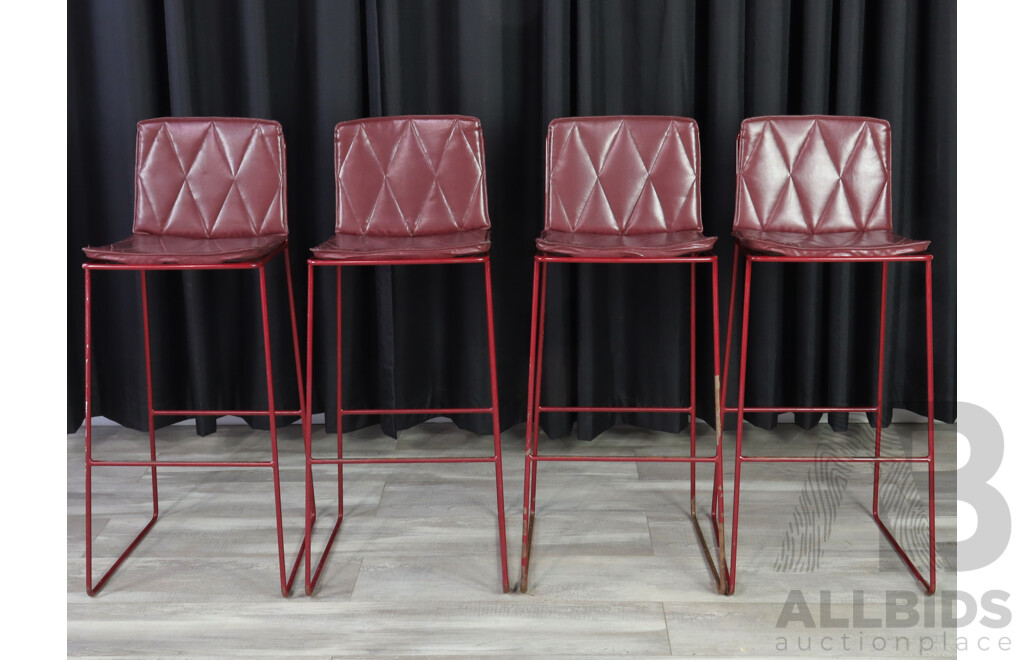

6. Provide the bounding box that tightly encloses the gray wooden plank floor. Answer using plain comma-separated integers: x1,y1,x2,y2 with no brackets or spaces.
68,421,956,657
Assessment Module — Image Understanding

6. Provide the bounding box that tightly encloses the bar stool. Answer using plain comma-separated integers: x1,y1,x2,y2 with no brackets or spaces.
82,117,305,596
520,116,726,593
303,115,509,594
722,115,935,594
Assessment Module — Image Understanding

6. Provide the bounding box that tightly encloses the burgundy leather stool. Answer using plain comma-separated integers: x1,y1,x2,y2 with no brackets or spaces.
303,115,510,594
520,116,727,593
722,115,935,594
82,117,305,596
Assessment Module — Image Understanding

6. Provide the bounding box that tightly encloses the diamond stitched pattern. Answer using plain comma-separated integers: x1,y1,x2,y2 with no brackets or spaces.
134,119,286,238
736,117,891,234
546,117,700,235
335,117,487,236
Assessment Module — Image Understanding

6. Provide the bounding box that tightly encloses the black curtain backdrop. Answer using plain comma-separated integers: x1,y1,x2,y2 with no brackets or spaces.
68,0,955,440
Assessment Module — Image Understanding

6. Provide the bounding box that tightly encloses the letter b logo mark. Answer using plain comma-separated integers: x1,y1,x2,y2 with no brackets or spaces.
958,402,1011,571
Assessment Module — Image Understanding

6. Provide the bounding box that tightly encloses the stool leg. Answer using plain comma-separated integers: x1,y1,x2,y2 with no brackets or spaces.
335,266,344,521
85,269,159,596
282,248,316,594
304,263,316,593
686,257,728,594
524,257,540,593
714,244,740,529
483,258,510,593
711,256,727,593
283,248,305,432
520,258,547,593
728,253,752,594
925,259,936,594
531,262,548,517
305,263,344,595
689,263,697,515
258,264,296,597
872,263,889,519
140,271,160,534
520,257,541,592
284,247,307,439
84,268,95,594
870,260,936,594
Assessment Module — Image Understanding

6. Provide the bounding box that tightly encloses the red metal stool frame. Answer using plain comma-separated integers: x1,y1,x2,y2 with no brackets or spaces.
519,116,728,594
82,118,306,597
303,116,509,595
720,115,936,595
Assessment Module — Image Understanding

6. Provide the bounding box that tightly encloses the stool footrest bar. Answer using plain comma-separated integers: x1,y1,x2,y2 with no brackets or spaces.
153,409,303,416
535,455,719,463
339,407,492,416
724,406,876,413
538,405,695,413
89,460,275,468
739,455,930,463
310,456,496,466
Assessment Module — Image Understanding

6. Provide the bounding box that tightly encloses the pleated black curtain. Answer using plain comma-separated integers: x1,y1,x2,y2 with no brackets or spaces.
68,0,955,439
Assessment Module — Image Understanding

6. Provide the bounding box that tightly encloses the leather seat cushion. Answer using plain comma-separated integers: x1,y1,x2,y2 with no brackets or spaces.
83,233,287,265
310,229,490,260
536,229,716,258
733,229,930,257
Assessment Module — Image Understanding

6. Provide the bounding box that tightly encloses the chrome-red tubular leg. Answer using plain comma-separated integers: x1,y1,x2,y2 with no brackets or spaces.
304,263,343,595
85,245,305,597
283,247,306,423
520,257,541,592
727,251,752,595
286,247,317,582
872,263,889,517
140,272,160,510
141,271,161,560
484,258,511,593
304,255,509,595
725,251,937,596
257,248,312,598
682,256,727,594
283,246,311,593
714,245,741,527
84,269,159,596
521,254,726,594
926,260,936,592
872,258,937,594
686,260,724,593
524,258,548,593
689,263,697,513
531,261,549,506
342,266,350,517
719,245,741,425
257,264,285,592
710,256,727,592
303,262,315,592
258,264,302,597
84,268,92,590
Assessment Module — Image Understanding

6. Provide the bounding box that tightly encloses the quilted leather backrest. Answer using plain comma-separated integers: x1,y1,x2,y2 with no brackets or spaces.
734,115,892,233
335,115,490,236
133,117,287,237
545,116,702,234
